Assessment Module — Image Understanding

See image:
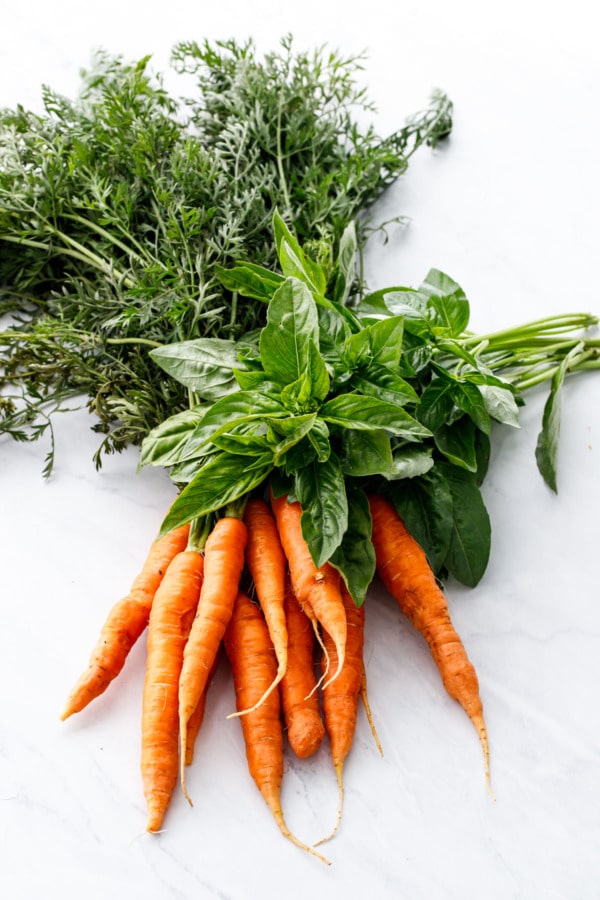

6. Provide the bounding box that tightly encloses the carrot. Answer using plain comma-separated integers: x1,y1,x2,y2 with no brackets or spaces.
178,514,247,801
279,577,325,759
184,653,219,767
270,492,347,689
317,583,365,843
141,547,204,832
228,497,288,717
61,523,190,720
368,493,492,791
224,591,330,865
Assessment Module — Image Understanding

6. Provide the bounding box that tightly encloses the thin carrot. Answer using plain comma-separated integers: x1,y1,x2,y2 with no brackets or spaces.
279,577,325,759
224,591,330,865
360,662,383,759
317,583,365,843
184,653,219,767
368,493,492,792
179,513,247,801
227,497,288,717
270,492,347,689
141,546,204,832
61,522,190,720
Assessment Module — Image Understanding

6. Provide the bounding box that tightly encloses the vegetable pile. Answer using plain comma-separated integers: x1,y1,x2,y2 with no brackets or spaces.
2,36,599,859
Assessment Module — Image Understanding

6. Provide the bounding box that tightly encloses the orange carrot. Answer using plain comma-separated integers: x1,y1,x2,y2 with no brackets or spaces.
231,497,288,716
61,523,190,720
368,493,492,791
141,547,204,832
270,492,347,689
224,591,330,865
279,577,325,759
318,583,365,842
178,514,247,800
184,653,219,767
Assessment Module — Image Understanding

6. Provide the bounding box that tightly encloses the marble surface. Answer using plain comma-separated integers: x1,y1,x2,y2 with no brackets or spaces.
1,3,599,898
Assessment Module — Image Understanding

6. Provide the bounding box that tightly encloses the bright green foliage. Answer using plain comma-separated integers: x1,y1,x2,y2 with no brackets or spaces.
0,37,453,470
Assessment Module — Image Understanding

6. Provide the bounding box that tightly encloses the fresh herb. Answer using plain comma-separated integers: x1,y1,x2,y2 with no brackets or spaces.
0,37,452,470
140,217,599,602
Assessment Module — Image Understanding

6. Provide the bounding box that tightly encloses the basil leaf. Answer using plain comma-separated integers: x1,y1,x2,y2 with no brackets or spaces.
259,277,319,385
215,262,284,302
343,316,405,369
387,467,453,574
182,390,287,458
329,485,375,607
438,462,491,586
273,211,328,298
434,418,478,471
534,348,576,492
340,429,393,477
418,375,456,431
479,383,521,428
419,268,470,337
318,305,352,364
150,338,241,400
350,363,419,407
389,445,434,479
268,414,317,464
320,392,431,440
451,381,491,434
331,220,357,306
160,450,274,532
306,418,331,462
139,406,207,468
295,455,348,567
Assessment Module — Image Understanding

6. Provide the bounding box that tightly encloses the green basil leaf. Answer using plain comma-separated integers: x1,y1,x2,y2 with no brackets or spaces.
386,467,453,574
534,350,574,492
419,268,470,337
150,338,241,400
295,455,348,567
438,462,491,586
160,450,274,533
451,381,491,433
343,316,405,369
139,406,208,468
418,375,456,431
479,383,521,428
259,277,319,385
318,305,352,363
320,392,431,440
215,262,284,302
273,211,328,298
434,418,478,471
211,428,272,456
331,220,357,306
389,445,434,479
306,418,331,462
350,363,419,407
268,414,317,464
182,390,287,458
329,485,375,607
340,429,393,477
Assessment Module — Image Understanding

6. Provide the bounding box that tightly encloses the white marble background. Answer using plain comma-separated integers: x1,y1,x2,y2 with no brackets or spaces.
1,2,599,898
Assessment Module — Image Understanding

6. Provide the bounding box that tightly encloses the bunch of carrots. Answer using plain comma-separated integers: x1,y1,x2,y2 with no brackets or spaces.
61,490,491,862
